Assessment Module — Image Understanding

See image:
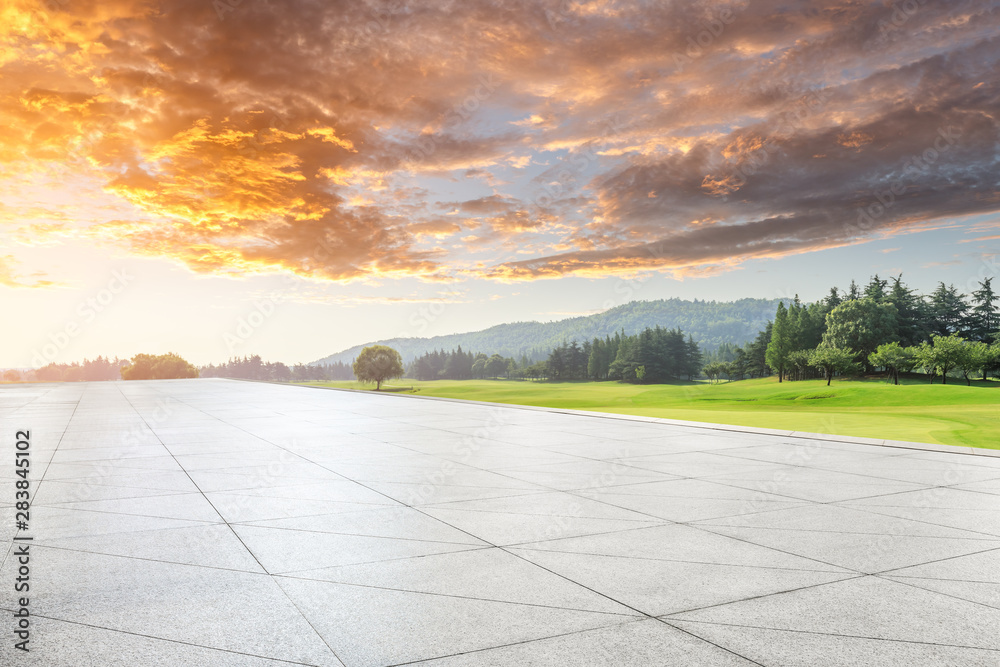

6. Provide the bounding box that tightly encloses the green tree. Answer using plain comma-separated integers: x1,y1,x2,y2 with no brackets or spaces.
809,346,859,386
868,342,914,385
765,302,792,382
864,274,888,302
352,345,404,390
485,354,506,379
121,353,199,380
823,287,842,311
957,341,991,386
471,358,486,379
702,361,723,384
785,349,813,381
887,274,928,346
928,283,968,337
915,334,965,385
970,277,998,342
821,298,898,371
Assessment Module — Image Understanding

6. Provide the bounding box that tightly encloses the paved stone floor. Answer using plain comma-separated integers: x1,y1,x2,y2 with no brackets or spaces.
2,379,1000,665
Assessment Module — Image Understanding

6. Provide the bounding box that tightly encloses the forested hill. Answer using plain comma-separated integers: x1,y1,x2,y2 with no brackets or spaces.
311,297,785,365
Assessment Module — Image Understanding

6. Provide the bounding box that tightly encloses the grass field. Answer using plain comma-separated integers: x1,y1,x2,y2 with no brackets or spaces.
302,376,1000,450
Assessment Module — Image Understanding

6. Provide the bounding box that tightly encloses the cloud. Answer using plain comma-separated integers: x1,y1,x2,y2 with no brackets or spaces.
0,255,62,288
2,0,999,284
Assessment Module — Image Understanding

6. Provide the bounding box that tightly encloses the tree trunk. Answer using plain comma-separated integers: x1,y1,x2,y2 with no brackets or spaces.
826,370,832,386
942,373,947,385
893,369,898,386
376,380,382,390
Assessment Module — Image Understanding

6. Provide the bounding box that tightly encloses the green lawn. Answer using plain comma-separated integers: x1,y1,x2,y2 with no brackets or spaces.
300,376,1000,450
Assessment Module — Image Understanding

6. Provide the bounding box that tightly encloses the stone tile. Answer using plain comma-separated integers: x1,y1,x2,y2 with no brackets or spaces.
276,576,634,667
585,491,804,523
700,522,1000,573
516,523,849,572
287,547,633,614
39,523,267,572
882,547,1000,582
0,548,339,665
419,619,757,666
244,505,489,545
32,479,188,505
27,506,216,541
423,490,660,521
667,575,1000,650
420,507,662,546
510,547,854,616
694,503,997,539
231,524,483,573
883,576,1000,610
669,620,1000,666
0,616,307,666
206,492,395,523
45,492,224,522
362,480,543,505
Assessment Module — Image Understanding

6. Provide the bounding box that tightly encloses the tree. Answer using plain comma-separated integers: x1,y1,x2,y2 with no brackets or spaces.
785,350,813,381
915,334,965,384
3,369,20,382
702,362,723,384
928,283,968,337
352,345,404,390
471,358,486,379
822,298,898,371
823,287,842,311
957,341,991,386
887,274,929,346
970,277,998,342
809,346,859,386
864,274,888,302
485,354,506,379
121,353,199,380
765,302,792,382
868,342,914,385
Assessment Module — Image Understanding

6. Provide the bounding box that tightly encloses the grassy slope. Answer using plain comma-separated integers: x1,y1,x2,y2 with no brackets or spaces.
301,376,1000,450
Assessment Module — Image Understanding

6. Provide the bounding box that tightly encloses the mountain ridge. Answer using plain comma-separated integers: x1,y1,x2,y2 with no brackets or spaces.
312,297,784,365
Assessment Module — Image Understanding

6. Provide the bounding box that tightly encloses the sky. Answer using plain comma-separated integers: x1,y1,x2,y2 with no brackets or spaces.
1,0,999,368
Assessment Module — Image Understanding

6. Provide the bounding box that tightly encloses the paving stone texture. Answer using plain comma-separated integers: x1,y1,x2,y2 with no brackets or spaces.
2,379,999,665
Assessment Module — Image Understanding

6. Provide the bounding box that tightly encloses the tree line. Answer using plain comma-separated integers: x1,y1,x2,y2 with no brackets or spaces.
11,356,130,382
200,355,354,382
703,275,999,385
405,327,702,383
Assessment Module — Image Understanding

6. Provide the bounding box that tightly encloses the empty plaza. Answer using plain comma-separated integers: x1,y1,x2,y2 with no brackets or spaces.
2,379,1000,665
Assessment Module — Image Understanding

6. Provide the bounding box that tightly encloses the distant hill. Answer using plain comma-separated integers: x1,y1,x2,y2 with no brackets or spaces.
311,297,783,365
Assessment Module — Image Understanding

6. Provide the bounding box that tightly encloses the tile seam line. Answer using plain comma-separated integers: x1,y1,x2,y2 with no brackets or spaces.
247,379,996,458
